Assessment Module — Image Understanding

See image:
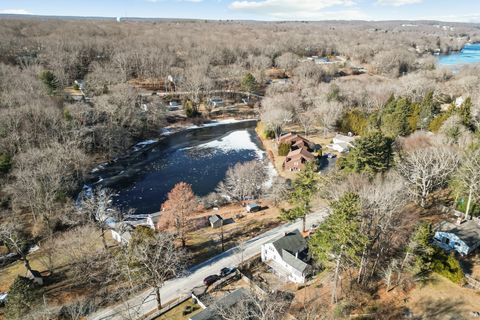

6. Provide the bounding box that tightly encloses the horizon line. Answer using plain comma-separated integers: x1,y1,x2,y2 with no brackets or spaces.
0,13,479,24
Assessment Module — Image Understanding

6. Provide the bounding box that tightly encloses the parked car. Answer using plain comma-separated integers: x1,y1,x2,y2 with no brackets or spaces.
0,292,7,306
167,100,182,111
220,267,236,277
246,203,261,213
208,97,224,107
203,274,220,286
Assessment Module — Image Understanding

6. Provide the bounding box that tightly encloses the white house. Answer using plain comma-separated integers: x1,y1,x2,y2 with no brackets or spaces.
327,133,357,153
111,212,162,245
261,229,311,284
433,220,480,256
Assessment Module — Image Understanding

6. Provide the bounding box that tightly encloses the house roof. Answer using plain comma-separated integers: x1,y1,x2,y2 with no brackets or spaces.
285,148,315,160
282,249,310,273
279,133,314,147
209,214,223,224
190,288,249,320
437,220,480,247
334,134,356,144
269,230,310,273
272,230,307,258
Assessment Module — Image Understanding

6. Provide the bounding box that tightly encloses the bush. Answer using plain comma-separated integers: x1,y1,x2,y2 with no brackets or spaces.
278,143,291,156
39,70,59,95
432,250,465,284
429,112,452,132
5,276,39,319
185,103,200,118
338,109,370,136
0,153,12,173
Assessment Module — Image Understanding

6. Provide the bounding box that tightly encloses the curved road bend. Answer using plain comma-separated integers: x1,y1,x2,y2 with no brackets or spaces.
90,209,329,320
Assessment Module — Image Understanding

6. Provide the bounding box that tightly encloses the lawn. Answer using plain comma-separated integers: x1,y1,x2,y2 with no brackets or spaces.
407,274,480,319
187,200,284,264
155,299,203,320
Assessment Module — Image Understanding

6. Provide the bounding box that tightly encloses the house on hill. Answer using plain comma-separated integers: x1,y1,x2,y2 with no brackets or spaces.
261,229,312,283
283,148,316,171
433,219,480,255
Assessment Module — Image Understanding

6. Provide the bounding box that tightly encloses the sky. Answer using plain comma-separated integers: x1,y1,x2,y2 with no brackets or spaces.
0,0,480,22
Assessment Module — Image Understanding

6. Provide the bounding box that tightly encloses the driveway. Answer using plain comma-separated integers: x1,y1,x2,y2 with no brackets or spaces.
89,209,329,320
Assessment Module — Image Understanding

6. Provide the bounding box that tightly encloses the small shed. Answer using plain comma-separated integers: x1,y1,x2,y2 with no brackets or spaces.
434,220,480,255
246,203,261,213
209,214,224,228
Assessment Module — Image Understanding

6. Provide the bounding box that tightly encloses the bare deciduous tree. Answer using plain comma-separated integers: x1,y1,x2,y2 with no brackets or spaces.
0,223,35,275
7,143,87,229
217,160,267,202
451,147,480,219
314,99,343,136
260,93,295,141
213,289,289,320
128,231,186,310
397,146,460,208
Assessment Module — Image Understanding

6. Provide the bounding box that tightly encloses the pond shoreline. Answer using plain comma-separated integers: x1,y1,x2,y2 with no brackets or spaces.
81,118,267,215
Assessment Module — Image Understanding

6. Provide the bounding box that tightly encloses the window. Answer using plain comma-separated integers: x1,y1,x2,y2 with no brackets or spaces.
444,238,450,245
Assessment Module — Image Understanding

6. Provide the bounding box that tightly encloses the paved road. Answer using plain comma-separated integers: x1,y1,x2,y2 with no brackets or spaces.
89,209,329,320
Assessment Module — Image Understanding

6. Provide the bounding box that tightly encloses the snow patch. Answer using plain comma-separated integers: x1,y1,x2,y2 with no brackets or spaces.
132,139,158,151
193,130,263,159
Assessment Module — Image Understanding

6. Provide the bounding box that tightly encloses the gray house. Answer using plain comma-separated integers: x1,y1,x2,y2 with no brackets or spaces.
434,220,480,255
209,215,224,228
190,288,249,320
261,229,311,283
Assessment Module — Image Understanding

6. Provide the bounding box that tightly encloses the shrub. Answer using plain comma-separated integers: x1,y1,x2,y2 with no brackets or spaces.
432,250,465,284
0,153,12,173
5,276,39,319
278,143,291,156
338,109,370,136
185,102,200,118
39,70,59,95
429,112,452,132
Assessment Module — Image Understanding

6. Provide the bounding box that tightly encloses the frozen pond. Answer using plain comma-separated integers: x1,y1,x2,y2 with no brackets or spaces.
87,120,271,215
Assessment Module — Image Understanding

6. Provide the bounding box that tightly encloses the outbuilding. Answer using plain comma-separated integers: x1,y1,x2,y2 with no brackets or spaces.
246,203,261,213
208,214,224,228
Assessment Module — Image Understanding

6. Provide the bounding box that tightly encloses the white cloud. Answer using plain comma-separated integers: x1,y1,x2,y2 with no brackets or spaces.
0,9,31,15
229,0,363,19
376,0,422,6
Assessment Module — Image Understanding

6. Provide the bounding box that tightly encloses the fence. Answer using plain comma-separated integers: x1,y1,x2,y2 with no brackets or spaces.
466,274,480,290
142,294,191,320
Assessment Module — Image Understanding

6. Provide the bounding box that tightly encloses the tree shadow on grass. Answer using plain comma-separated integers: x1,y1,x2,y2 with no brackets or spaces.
412,297,466,320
